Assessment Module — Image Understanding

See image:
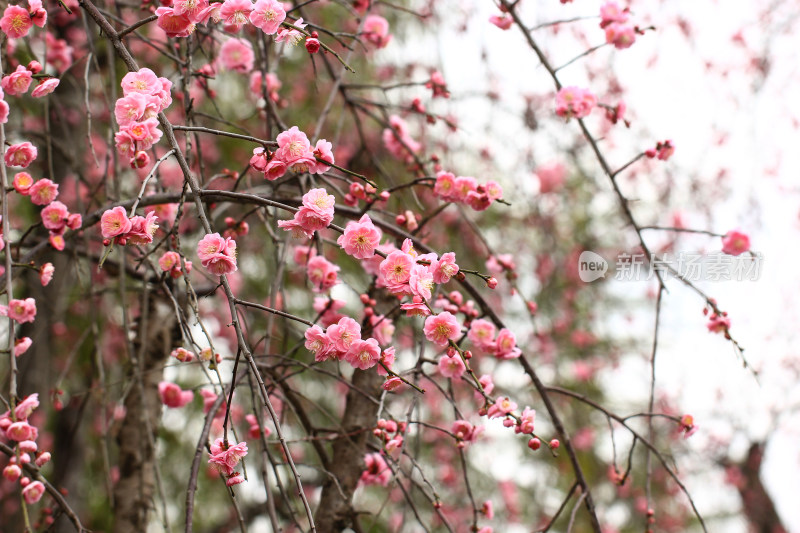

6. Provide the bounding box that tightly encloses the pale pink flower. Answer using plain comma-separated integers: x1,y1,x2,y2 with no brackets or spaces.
122,118,162,147
6,420,37,441
489,14,512,30
158,381,194,408
379,250,414,292
100,206,132,239
22,481,45,504
605,22,636,49
264,158,287,180
516,407,535,434
28,0,45,27
423,312,461,346
304,324,335,362
39,263,54,286
219,38,255,73
121,68,161,96
310,139,335,174
438,354,465,379
721,230,750,256
555,86,597,120
370,315,395,347
451,420,482,447
277,217,314,239
408,264,434,301
5,141,38,168
275,17,306,46
249,0,285,34
432,252,459,284
493,328,521,359
426,70,449,98
306,255,340,292
114,93,148,126
15,336,33,357
706,313,730,334
362,15,392,48
3,464,21,482
337,214,382,259
478,374,495,398
487,397,517,419
172,0,209,20
434,171,457,201
468,319,496,351
360,452,391,486
302,187,336,217
248,71,281,100
482,500,494,519
1,298,37,323
326,316,361,353
125,212,159,245
383,376,405,391
220,0,253,31
400,298,431,317
1,65,33,96
197,233,238,275
159,251,180,271
208,437,248,475
14,393,39,420
452,176,477,203
275,126,315,171
12,172,33,195
41,200,69,232
344,337,381,370
0,5,32,39
28,178,59,205
171,347,194,362
599,1,629,29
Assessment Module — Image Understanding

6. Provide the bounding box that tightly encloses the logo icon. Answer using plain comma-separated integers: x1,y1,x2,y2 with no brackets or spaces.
578,251,608,282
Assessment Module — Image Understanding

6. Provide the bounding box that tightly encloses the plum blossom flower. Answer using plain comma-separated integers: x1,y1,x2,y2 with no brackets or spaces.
721,230,750,256
158,382,194,408
41,201,70,232
30,77,59,98
344,337,381,370
326,316,361,353
40,263,54,286
196,233,237,275
432,252,459,284
306,255,340,292
304,324,335,362
605,22,636,49
14,393,39,420
219,38,255,73
487,397,517,419
0,298,37,323
599,1,629,29
438,354,466,379
28,178,59,205
5,142,38,168
337,214,382,259
555,86,596,120
220,0,253,31
275,17,307,46
208,437,248,475
310,139,335,174
360,452,391,486
468,319,496,351
516,407,535,434
22,481,45,504
249,0,285,34
0,5,32,39
1,65,33,96
423,312,461,346
489,14,512,30
101,206,133,239
362,15,392,48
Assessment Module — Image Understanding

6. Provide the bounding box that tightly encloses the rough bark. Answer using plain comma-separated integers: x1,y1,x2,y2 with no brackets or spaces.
314,368,382,532
112,295,179,533
736,442,787,533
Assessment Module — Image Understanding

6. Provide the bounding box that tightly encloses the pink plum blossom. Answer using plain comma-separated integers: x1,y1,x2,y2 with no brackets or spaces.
721,230,750,256
326,316,361,353
0,5,32,39
555,86,597,120
101,206,132,239
337,214,382,259
158,381,194,408
28,179,59,205
249,0,285,34
1,298,37,323
5,142,38,168
219,38,255,73
1,65,33,96
423,312,461,346
438,354,466,379
344,337,381,370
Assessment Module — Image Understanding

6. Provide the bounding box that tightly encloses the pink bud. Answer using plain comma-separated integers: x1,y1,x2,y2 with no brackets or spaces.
528,437,541,450
35,452,51,467
486,277,498,289
549,439,560,449
305,37,320,53
2,464,21,482
27,61,42,74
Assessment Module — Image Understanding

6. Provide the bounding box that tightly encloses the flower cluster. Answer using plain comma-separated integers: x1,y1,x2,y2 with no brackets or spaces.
304,318,389,371
278,187,335,238
0,394,51,505
433,171,504,211
467,319,521,360
196,233,238,276
555,86,597,120
158,251,193,278
208,438,248,486
251,127,335,180
100,206,159,247
600,1,636,49
114,68,173,167
0,0,46,40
